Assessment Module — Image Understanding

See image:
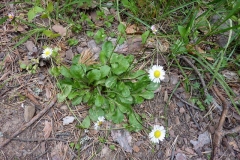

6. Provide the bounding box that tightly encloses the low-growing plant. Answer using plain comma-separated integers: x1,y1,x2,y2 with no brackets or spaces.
50,41,160,131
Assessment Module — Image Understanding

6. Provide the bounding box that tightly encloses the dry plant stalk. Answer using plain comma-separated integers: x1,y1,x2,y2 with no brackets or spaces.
79,49,97,66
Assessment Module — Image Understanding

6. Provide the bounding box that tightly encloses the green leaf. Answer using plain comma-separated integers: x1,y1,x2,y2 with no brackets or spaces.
125,70,146,79
0,16,7,25
20,63,27,69
81,116,90,128
95,94,105,107
100,41,114,58
115,101,131,113
110,53,130,75
118,23,126,35
83,92,91,103
141,30,150,44
139,91,154,99
60,66,72,78
94,28,106,44
72,96,82,105
67,38,79,46
70,64,85,79
100,65,110,78
27,9,35,21
87,69,101,83
105,76,117,88
112,108,124,123
120,84,130,97
34,6,44,13
118,96,133,104
129,113,142,131
46,2,53,13
68,92,79,100
178,25,187,39
43,30,60,38
72,55,80,65
57,84,72,102
49,66,60,77
146,82,160,91
28,6,44,21
89,108,104,121
133,95,144,104
204,94,213,105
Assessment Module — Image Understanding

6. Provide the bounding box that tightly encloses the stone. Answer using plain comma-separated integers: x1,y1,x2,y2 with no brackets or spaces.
24,105,35,122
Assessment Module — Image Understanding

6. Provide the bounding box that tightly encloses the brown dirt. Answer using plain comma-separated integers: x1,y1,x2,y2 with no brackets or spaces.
1,1,240,160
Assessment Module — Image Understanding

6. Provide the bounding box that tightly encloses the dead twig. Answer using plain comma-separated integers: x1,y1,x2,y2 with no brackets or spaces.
186,104,201,130
181,56,213,119
211,85,230,160
24,89,41,106
173,92,200,110
0,97,57,149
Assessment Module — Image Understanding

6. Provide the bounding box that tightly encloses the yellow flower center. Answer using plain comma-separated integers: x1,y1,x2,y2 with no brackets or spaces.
98,121,102,126
154,70,161,78
45,51,51,56
154,130,161,138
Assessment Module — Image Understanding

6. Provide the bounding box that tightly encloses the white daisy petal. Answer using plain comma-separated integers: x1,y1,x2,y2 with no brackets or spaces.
94,116,105,130
149,125,166,143
148,65,165,83
42,47,53,59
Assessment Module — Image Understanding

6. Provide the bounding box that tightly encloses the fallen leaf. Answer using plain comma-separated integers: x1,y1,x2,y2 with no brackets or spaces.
190,131,211,151
114,36,143,55
63,116,75,125
133,145,140,152
43,121,52,139
100,145,111,158
111,129,132,153
45,86,52,99
229,140,240,152
25,41,37,53
175,153,187,160
126,24,139,34
52,24,66,36
222,70,239,81
51,142,65,160
185,147,195,155
65,49,74,60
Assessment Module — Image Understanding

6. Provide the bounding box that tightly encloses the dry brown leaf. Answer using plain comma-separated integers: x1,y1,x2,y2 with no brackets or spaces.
114,36,143,54
79,49,97,65
126,24,139,34
52,24,66,36
229,140,240,152
111,129,132,153
43,121,52,139
133,145,140,152
45,86,52,99
195,46,205,54
51,142,66,160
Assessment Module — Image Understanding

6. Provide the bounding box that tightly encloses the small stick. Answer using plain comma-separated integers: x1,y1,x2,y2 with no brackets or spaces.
181,56,213,119
173,92,200,110
211,86,228,160
186,104,201,130
0,97,57,149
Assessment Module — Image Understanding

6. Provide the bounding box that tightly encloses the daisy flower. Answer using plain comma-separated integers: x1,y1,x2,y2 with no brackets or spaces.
149,125,166,143
151,25,158,34
148,65,165,83
8,13,14,20
42,47,53,59
94,116,105,130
